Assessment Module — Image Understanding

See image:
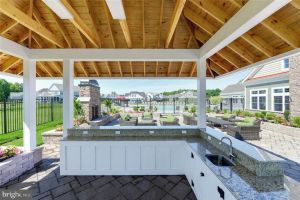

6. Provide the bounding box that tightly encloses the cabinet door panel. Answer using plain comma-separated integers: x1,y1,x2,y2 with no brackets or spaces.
126,145,141,170
141,145,155,170
111,145,125,170
156,146,171,170
96,144,110,170
66,146,80,171
81,146,95,171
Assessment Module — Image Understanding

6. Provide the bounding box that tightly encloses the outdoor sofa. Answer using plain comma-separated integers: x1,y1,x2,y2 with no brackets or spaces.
226,120,261,140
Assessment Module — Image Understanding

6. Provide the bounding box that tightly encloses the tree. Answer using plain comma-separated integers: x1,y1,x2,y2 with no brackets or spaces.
209,96,222,105
103,99,113,113
206,89,221,98
0,79,10,101
9,82,23,92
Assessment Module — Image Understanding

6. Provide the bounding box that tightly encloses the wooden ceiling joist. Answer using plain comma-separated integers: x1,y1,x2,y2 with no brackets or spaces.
178,62,184,77
38,62,55,77
103,0,116,48
118,61,123,77
143,62,146,77
1,57,21,72
0,19,18,34
157,0,164,48
0,0,65,48
165,0,186,48
91,62,100,77
130,61,133,77
262,16,299,49
60,0,100,48
77,62,88,77
119,20,132,48
156,61,159,76
291,0,300,9
189,62,196,77
105,61,112,77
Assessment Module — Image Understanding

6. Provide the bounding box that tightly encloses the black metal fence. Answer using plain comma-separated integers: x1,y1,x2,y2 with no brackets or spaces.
0,98,63,134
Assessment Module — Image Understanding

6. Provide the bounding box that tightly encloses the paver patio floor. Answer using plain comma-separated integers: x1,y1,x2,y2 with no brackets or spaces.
2,146,196,200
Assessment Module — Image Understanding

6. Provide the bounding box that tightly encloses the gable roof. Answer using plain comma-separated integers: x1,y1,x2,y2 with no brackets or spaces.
221,83,244,96
49,83,79,92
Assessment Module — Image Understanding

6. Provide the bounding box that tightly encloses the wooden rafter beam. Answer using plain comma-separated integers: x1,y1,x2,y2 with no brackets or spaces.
262,16,299,49
156,62,159,77
210,54,232,72
103,0,115,48
209,61,224,75
118,61,123,77
83,0,102,47
48,62,63,76
28,0,33,48
206,61,214,78
218,48,242,69
91,62,100,77
165,0,186,48
189,62,196,77
0,0,64,47
189,0,273,59
50,10,73,48
119,20,132,48
291,0,300,9
77,61,88,77
129,61,133,77
60,0,100,48
178,62,184,77
1,57,21,72
158,0,164,48
0,19,18,34
143,62,146,77
39,62,55,77
105,61,112,77
142,0,145,48
167,62,171,76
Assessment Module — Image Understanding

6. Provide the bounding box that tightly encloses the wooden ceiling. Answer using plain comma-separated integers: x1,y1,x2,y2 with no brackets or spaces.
0,0,300,78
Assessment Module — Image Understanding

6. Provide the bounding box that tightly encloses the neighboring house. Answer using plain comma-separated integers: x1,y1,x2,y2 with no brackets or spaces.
48,83,79,100
9,92,23,100
243,58,290,113
220,82,245,111
125,91,147,102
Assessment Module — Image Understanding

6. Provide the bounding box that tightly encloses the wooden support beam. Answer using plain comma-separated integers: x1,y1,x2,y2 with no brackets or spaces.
91,62,100,77
178,62,184,77
167,62,171,76
36,66,45,77
103,0,115,48
210,54,232,72
209,61,224,75
130,61,133,77
119,20,132,48
291,0,300,9
60,0,100,47
218,48,242,69
77,61,88,77
0,0,65,47
158,0,164,48
262,16,299,48
165,0,186,48
142,0,145,48
0,19,18,34
156,62,159,77
144,62,146,77
118,61,123,77
83,0,102,47
189,62,196,77
105,61,112,77
206,61,214,78
189,0,273,58
28,0,33,48
50,11,73,48
39,62,55,77
2,57,21,72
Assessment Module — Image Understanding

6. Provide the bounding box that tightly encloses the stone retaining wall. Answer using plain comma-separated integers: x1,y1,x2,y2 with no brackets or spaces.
42,130,63,146
261,121,300,137
0,146,43,186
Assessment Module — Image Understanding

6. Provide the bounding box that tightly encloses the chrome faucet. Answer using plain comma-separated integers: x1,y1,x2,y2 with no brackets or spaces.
219,137,235,161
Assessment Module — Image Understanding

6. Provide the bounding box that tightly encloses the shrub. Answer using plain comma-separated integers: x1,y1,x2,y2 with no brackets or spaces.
244,111,254,117
207,107,212,113
189,105,197,114
121,114,131,121
236,117,256,126
160,115,176,122
234,109,242,116
261,111,267,118
133,106,139,112
2,145,22,157
139,106,145,112
110,107,120,114
274,116,284,124
292,117,300,128
255,112,263,119
266,112,276,120
223,109,229,114
284,110,290,121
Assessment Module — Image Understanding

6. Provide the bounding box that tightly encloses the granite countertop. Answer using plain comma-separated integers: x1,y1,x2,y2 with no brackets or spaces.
62,135,288,200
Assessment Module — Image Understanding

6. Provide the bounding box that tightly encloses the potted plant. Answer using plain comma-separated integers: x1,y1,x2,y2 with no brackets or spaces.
0,146,23,162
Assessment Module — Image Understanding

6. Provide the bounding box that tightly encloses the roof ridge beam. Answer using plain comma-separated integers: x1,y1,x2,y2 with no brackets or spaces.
198,0,291,59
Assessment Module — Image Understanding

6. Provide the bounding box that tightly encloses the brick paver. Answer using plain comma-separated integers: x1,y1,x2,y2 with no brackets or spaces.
2,145,196,200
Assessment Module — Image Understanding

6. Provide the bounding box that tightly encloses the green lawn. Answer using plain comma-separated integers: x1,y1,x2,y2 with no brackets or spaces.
0,120,62,147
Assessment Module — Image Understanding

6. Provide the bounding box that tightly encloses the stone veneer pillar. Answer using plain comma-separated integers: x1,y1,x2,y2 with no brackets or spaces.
289,55,300,118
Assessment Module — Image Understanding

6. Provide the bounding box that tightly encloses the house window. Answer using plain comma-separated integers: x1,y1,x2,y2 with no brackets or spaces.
250,89,267,110
283,59,289,69
272,87,289,112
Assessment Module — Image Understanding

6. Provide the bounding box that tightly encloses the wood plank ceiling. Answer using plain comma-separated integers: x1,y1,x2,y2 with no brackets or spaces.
0,0,300,78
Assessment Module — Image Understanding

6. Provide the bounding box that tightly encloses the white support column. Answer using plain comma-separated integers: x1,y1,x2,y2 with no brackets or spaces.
23,59,36,151
63,59,74,137
197,58,206,129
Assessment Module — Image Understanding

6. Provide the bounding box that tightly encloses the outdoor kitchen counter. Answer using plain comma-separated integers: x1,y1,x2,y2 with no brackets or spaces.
61,134,288,200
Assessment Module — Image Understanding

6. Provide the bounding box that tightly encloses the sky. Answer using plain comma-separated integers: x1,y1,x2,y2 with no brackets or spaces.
0,69,250,94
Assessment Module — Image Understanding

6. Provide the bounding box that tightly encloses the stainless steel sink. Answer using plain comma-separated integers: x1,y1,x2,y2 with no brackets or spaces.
205,154,235,167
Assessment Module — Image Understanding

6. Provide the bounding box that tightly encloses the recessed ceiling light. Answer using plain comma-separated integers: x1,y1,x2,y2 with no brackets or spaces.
105,0,126,20
42,0,73,19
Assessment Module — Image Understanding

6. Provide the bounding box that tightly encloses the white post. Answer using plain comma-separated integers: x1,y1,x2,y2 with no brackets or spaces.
63,59,74,137
23,59,36,151
197,58,206,129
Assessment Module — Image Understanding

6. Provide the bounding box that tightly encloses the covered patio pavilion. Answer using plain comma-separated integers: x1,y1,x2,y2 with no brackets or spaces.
1,0,300,199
